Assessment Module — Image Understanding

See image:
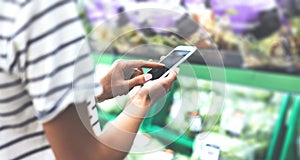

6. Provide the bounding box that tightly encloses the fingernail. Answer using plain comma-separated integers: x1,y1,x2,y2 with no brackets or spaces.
144,74,152,81
174,68,180,74
171,68,179,75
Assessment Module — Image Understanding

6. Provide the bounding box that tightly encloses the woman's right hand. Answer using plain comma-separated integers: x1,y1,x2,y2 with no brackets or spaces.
128,69,178,109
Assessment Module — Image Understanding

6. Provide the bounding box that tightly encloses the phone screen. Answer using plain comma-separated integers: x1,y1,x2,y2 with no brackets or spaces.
148,50,190,80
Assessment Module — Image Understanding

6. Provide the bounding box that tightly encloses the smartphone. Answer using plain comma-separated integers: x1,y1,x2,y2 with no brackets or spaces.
147,46,197,80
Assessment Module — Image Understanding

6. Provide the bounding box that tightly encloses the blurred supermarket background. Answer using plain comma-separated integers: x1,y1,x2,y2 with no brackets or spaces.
77,0,300,159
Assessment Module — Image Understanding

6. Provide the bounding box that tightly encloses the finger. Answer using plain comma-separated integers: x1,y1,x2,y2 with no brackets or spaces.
160,56,166,61
131,68,144,78
128,74,152,88
152,70,177,93
137,68,144,74
123,60,165,69
164,69,177,83
173,67,180,75
140,61,165,68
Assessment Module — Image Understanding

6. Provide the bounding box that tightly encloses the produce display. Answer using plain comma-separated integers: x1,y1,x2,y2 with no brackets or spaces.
160,76,282,160
95,63,283,160
126,133,175,160
83,0,300,72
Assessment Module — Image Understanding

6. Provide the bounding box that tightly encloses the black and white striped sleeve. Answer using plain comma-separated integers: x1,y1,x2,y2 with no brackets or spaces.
7,0,98,123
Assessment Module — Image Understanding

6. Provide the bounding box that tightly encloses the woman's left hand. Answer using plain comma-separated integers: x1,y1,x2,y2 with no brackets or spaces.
96,59,164,102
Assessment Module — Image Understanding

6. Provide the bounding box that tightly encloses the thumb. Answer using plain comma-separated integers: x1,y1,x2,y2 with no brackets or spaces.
128,74,152,88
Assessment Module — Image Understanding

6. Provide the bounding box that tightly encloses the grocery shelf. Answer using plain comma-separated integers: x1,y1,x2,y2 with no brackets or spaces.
83,0,300,157
91,53,300,93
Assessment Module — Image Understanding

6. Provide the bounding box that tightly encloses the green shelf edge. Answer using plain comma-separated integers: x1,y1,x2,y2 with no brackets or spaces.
97,112,194,149
98,111,117,122
143,125,194,149
91,53,300,93
266,94,291,160
181,64,300,94
280,96,300,160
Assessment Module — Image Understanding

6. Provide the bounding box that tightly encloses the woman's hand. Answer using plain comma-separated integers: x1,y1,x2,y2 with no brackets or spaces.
96,60,164,102
128,68,178,109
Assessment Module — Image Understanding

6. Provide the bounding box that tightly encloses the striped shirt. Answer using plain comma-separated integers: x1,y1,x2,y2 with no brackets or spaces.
0,0,100,159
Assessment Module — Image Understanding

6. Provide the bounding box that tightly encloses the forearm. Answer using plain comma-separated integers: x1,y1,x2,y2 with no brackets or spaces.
43,69,175,160
43,102,147,160
96,92,151,159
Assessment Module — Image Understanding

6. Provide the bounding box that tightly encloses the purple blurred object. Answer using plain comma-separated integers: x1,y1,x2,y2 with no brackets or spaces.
84,0,183,31
84,0,124,24
85,1,105,23
183,0,206,4
210,0,280,36
123,1,185,32
228,5,260,34
126,11,178,29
